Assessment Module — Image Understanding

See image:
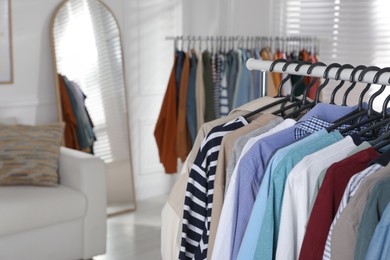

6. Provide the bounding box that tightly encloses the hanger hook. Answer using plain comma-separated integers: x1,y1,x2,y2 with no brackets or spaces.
373,67,390,84
269,58,287,72
314,63,341,104
340,65,367,106
330,64,354,105
301,62,327,105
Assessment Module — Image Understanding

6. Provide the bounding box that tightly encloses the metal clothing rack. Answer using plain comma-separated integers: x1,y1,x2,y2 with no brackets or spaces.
165,35,319,54
166,35,319,99
246,59,390,86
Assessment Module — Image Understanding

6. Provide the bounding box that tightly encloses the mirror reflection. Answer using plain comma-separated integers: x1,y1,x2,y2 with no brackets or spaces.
51,0,136,215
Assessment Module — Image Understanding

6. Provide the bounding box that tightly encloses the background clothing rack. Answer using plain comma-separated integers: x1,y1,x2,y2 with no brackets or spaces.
246,59,390,86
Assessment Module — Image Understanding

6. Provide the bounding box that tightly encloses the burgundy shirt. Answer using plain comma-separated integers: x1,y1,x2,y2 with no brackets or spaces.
299,147,379,260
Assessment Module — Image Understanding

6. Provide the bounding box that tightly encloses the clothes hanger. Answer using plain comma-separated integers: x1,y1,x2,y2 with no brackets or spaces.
282,62,338,119
313,63,342,105
243,59,300,120
271,61,314,116
339,65,368,107
329,64,354,104
277,62,338,118
356,68,390,138
329,67,388,134
330,66,380,125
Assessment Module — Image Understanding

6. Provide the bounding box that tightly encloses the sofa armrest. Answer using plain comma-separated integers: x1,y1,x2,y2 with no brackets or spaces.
59,147,107,259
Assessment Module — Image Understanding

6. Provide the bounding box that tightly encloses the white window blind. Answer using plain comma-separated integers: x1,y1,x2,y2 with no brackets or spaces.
272,0,390,108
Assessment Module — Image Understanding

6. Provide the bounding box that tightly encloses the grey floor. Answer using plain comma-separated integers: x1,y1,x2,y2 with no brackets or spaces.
94,195,167,260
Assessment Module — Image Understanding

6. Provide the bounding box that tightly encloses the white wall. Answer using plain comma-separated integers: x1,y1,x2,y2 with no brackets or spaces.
182,0,272,36
0,0,59,125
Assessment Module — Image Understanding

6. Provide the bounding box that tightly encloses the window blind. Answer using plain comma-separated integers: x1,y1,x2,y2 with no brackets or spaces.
272,0,390,108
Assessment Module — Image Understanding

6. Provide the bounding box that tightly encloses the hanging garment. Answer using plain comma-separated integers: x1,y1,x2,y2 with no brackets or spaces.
58,74,80,150
251,130,344,260
260,48,277,96
233,49,255,109
219,55,229,116
179,116,248,260
203,50,216,122
154,56,179,173
365,202,390,260
232,49,243,109
207,113,280,259
227,50,239,110
330,163,390,260
212,53,222,118
224,117,284,190
196,52,205,131
354,176,390,260
232,104,359,260
308,142,372,215
322,163,383,260
275,137,368,260
230,104,358,260
161,96,288,260
299,147,379,260
62,76,95,151
212,118,297,260
175,51,185,110
186,51,198,146
177,52,191,162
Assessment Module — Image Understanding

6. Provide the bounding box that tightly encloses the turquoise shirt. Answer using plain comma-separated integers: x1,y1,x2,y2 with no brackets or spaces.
254,130,343,260
237,129,329,260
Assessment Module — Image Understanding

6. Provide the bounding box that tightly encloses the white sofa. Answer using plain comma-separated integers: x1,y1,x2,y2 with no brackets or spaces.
0,147,107,260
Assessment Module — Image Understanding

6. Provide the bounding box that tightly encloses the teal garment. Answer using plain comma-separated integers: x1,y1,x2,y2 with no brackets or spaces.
237,129,329,260
354,176,390,260
365,201,390,260
254,130,344,260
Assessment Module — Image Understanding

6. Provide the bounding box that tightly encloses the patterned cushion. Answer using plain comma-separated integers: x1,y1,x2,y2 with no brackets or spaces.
0,123,65,186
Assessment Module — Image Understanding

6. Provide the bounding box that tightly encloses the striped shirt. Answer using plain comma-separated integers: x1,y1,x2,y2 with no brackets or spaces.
211,54,221,119
219,55,229,117
179,116,248,260
322,163,383,260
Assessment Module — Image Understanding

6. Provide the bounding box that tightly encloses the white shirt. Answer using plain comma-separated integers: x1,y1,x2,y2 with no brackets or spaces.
211,119,296,260
275,136,358,260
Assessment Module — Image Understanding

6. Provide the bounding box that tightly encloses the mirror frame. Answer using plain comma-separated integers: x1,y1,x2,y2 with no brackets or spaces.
49,0,137,216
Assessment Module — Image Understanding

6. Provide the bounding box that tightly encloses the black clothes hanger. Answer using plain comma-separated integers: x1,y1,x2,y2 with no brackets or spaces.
283,63,339,119
332,67,389,135
273,60,311,116
243,59,300,120
271,61,314,116
314,63,342,105
357,69,390,138
329,64,354,105
332,66,376,124
327,66,381,132
281,62,328,119
340,65,368,106
370,146,390,166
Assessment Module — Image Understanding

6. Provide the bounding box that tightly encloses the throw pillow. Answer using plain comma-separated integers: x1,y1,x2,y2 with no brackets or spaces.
0,122,65,186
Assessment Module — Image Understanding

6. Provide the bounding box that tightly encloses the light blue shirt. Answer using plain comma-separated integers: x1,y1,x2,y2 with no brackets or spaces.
254,130,343,260
365,200,390,260
231,103,358,260
236,129,329,260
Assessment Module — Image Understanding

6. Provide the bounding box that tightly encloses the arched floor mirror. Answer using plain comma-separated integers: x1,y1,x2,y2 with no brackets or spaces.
50,0,136,216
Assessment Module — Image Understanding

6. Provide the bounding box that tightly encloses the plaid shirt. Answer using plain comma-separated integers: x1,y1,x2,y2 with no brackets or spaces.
294,116,359,140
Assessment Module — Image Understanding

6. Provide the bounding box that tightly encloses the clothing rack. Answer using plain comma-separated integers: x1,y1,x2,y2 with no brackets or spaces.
165,35,319,54
246,59,390,86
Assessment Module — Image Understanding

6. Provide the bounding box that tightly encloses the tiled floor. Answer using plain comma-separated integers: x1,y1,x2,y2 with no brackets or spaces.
94,195,167,260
